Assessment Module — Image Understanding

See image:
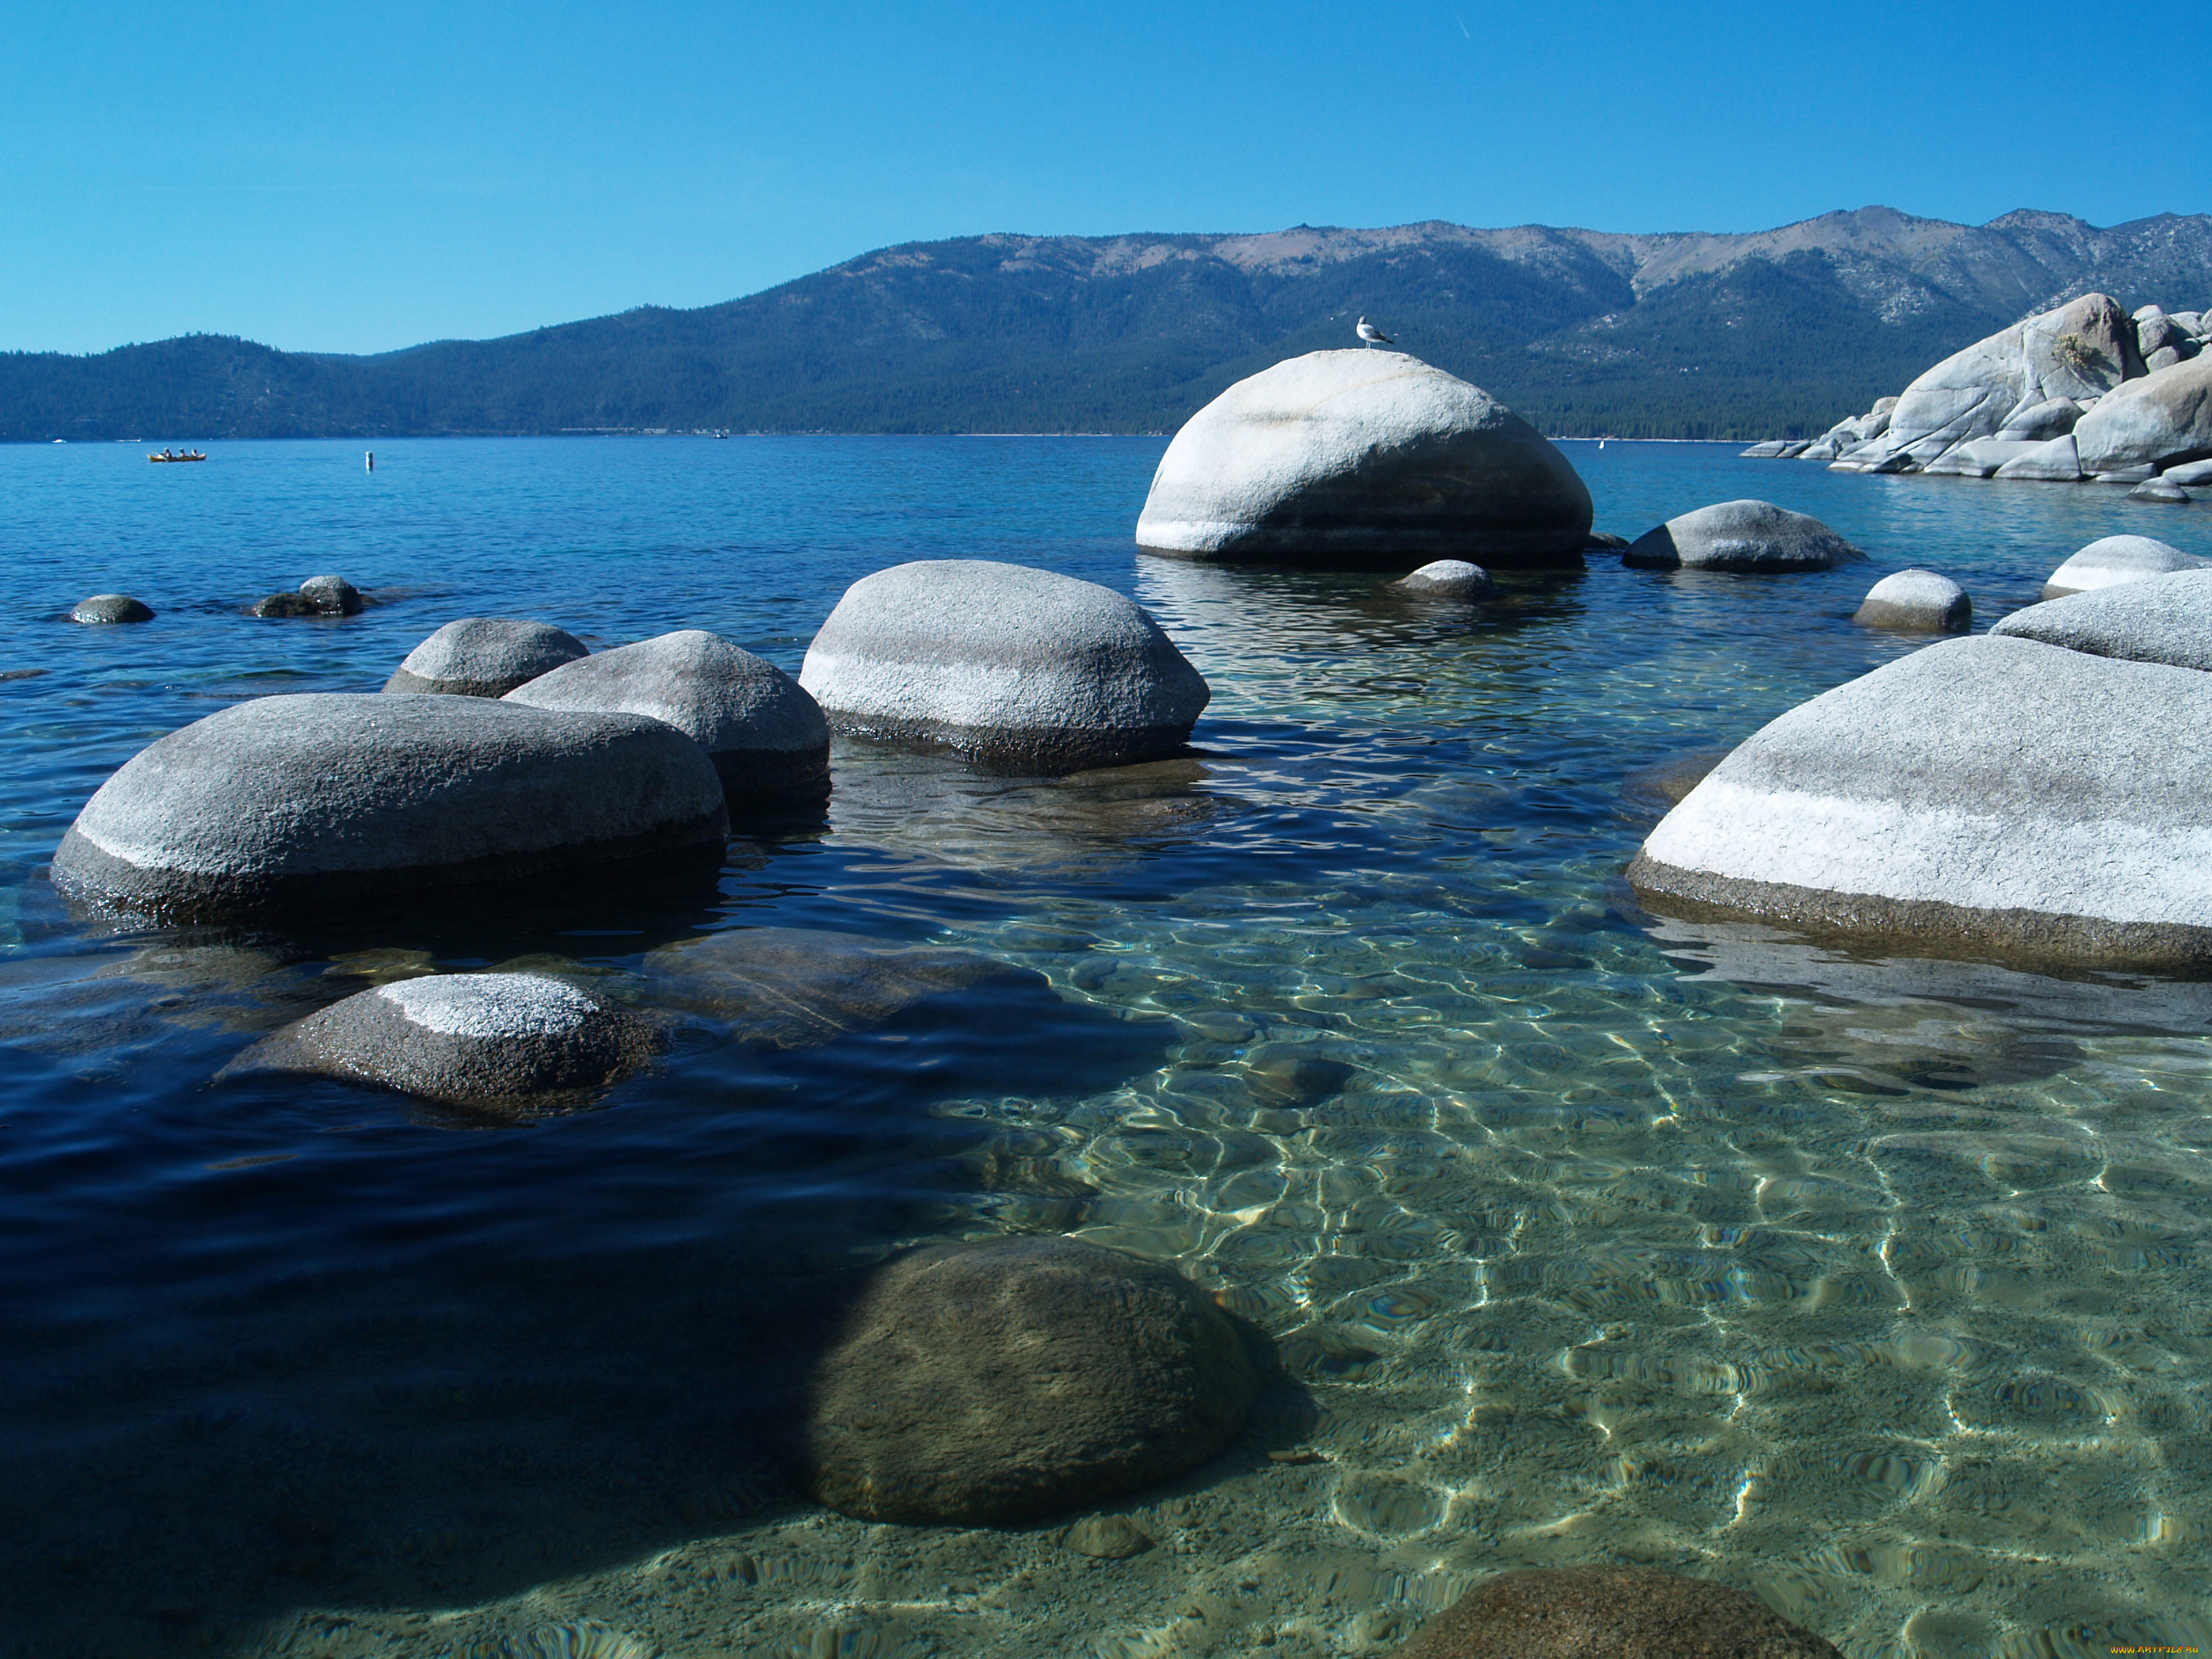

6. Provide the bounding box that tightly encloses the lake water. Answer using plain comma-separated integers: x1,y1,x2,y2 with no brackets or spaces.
3,436,2209,1659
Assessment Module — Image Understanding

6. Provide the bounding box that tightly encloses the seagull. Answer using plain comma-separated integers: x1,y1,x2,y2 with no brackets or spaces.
1356,316,1395,348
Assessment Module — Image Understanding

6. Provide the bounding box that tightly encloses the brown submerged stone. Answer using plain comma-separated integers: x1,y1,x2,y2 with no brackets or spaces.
1393,1565,1841,1659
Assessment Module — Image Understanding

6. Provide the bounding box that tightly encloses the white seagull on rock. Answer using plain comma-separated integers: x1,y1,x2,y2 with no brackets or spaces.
1355,316,1395,347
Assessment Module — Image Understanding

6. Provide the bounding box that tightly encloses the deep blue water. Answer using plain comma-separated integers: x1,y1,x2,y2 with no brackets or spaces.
3,436,2209,1659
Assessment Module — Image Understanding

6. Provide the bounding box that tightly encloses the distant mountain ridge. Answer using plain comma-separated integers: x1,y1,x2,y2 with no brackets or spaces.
6,207,2209,442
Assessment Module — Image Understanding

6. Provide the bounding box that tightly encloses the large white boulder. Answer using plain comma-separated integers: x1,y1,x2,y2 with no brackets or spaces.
1622,500,1864,572
2039,535,2211,599
1883,293,2142,456
800,560,1209,772
51,693,729,921
1628,635,2212,968
2072,354,2212,473
1134,350,1591,565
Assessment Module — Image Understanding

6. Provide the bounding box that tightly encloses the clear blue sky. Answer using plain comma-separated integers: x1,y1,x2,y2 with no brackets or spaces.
4,0,2205,356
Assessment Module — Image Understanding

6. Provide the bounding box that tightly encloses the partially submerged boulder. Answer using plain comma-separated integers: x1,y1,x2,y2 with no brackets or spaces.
1392,1565,1841,1659
643,926,1046,1046
299,574,365,615
220,973,661,1109
792,1235,1262,1525
1391,559,1498,600
2074,354,2212,472
799,560,1208,772
384,618,590,697
505,629,830,800
1990,568,2212,672
2131,478,2190,503
51,693,728,922
1628,635,2212,969
71,594,153,625
2040,535,2211,599
1852,569,1969,632
1623,500,1865,572
1134,350,1591,565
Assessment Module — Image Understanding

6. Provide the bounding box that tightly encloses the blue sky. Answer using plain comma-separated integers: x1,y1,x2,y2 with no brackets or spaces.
4,0,2205,356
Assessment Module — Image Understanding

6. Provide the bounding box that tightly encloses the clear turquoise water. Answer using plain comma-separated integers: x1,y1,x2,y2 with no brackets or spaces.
2,437,2209,1658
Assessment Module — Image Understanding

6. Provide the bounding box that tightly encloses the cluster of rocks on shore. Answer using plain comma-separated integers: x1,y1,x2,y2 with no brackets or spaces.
1742,293,2211,499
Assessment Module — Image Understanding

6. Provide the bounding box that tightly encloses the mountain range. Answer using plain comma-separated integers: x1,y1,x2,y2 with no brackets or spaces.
6,207,2210,443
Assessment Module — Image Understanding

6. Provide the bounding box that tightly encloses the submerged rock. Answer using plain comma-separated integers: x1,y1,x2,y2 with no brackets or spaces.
71,594,154,625
221,972,661,1109
1628,635,2212,970
1852,569,1969,632
1990,568,2212,672
1391,560,1498,600
1392,1565,1841,1658
792,1235,1262,1525
506,629,830,801
2130,478,2190,503
642,926,1045,1047
249,592,318,618
384,618,590,697
800,560,1209,772
1623,500,1864,572
1134,350,1591,565
51,693,728,922
2040,534,2210,598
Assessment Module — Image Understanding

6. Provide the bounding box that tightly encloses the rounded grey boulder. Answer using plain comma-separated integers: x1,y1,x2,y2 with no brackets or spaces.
1629,634,2212,969
298,574,365,615
1851,569,1969,632
51,693,728,922
384,618,590,697
799,560,1209,772
220,973,661,1109
72,594,154,625
1624,500,1866,572
1391,1565,1841,1659
504,629,830,801
2130,478,2190,503
1990,567,2212,672
1391,559,1498,600
249,592,319,618
793,1235,1262,1525
1134,350,1592,566
2040,535,2211,599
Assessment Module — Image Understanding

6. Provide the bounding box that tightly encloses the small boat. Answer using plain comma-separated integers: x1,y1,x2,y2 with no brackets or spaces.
148,449,208,463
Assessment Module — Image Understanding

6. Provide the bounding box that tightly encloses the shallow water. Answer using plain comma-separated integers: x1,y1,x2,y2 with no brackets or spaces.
3,436,2210,1658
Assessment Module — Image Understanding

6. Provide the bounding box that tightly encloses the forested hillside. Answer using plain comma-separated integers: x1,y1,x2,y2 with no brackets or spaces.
6,208,2209,441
